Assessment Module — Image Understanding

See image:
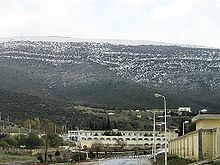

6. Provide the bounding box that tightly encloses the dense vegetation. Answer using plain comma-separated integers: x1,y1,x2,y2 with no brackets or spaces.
0,89,105,129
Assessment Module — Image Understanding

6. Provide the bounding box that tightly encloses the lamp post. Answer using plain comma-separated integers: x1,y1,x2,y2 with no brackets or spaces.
155,93,167,165
199,109,207,115
183,121,189,135
150,111,156,162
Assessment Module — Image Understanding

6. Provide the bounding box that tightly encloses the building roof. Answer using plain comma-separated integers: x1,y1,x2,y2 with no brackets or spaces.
192,114,220,123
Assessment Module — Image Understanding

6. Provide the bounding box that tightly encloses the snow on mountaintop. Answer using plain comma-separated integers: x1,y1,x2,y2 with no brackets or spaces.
0,38,220,93
0,38,220,111
0,36,214,49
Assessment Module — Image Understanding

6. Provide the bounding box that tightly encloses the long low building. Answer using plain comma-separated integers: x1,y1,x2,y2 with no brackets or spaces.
68,129,177,149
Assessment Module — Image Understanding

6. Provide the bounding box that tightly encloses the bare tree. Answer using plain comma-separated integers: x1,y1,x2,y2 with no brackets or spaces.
116,139,126,151
91,142,103,158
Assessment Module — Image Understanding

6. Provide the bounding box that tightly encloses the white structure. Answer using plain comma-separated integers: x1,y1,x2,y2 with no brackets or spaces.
178,107,191,113
68,129,177,149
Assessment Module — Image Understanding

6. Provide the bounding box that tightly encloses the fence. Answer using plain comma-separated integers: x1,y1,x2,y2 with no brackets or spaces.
169,128,220,161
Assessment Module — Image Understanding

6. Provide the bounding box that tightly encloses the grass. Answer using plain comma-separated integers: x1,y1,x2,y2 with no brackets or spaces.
154,155,194,165
0,150,37,163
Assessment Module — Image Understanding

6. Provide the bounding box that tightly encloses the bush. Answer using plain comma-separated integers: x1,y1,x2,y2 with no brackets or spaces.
15,133,43,149
0,140,9,149
25,133,43,149
155,155,194,165
4,136,17,147
6,150,25,155
71,152,86,162
36,153,44,162
89,151,96,159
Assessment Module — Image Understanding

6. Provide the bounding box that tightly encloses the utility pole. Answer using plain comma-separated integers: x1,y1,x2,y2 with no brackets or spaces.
155,93,167,165
153,112,156,163
44,134,48,162
54,124,57,133
29,123,32,133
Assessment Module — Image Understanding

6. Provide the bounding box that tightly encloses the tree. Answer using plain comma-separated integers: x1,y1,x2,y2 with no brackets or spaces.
91,142,103,158
102,120,106,130
0,140,9,149
25,133,43,149
47,133,63,148
187,122,196,133
36,153,44,162
16,134,27,148
54,150,60,157
114,121,118,129
116,139,126,151
16,133,42,149
4,136,17,147
178,118,184,136
23,119,32,130
48,154,53,162
32,118,41,130
40,119,54,133
89,120,94,130
106,116,111,130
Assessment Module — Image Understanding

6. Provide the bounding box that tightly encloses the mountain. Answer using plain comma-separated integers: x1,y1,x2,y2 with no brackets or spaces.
0,89,105,128
0,37,220,112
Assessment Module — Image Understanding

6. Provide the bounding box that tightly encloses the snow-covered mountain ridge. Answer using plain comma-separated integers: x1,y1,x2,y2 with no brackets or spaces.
0,36,214,49
1,39,220,90
0,38,220,111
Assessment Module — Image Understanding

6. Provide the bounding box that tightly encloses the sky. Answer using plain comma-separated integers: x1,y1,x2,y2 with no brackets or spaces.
0,0,220,47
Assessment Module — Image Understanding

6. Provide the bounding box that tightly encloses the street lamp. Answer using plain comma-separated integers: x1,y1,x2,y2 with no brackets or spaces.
199,109,207,115
183,121,189,135
108,112,115,116
174,128,179,134
149,111,156,162
155,93,167,165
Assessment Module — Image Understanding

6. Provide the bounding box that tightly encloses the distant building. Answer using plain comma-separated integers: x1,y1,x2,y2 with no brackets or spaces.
68,129,177,149
169,114,220,161
136,115,142,118
177,107,191,116
178,107,191,112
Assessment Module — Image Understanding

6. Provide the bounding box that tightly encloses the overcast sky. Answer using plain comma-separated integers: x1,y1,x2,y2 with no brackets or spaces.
0,0,220,47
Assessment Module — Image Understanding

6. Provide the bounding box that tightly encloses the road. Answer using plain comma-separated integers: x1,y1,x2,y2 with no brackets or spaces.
82,156,152,165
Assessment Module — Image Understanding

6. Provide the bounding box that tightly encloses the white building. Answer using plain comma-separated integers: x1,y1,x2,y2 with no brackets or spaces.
68,129,177,149
178,107,191,113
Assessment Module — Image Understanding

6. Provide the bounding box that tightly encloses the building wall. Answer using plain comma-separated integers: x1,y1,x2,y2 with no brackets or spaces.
202,130,214,159
169,128,220,161
68,130,177,149
169,130,199,160
196,120,220,130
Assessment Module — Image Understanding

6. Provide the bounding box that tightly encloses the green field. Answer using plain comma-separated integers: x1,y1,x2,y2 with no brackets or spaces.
0,150,36,163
